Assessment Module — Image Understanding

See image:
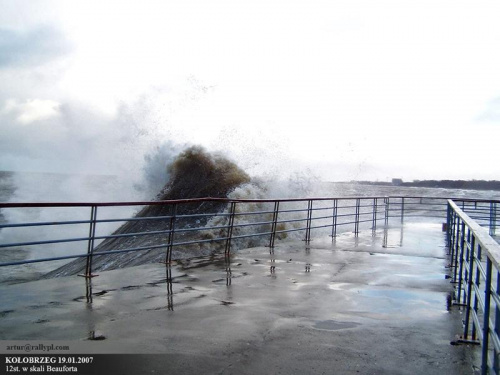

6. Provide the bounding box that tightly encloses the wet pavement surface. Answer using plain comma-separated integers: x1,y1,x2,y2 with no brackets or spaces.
0,221,479,374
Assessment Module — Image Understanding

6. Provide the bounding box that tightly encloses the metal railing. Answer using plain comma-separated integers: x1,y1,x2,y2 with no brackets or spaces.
0,196,496,273
2,195,500,371
453,200,499,237
448,199,500,375
0,196,451,274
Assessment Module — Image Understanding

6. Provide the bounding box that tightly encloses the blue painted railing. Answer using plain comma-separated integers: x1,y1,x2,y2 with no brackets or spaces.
448,199,500,375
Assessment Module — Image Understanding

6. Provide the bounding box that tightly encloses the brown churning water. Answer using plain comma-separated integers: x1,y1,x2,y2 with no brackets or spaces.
45,146,252,277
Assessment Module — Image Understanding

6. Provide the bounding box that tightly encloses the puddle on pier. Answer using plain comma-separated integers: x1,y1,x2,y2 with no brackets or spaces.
313,320,361,331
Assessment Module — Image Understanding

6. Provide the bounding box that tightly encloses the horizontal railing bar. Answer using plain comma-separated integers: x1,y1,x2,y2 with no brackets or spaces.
337,220,365,226
0,223,241,249
473,257,487,280
470,310,484,342
91,215,174,224
90,228,174,242
273,215,386,228
489,322,500,354
403,214,447,218
307,220,380,231
358,219,378,225
115,236,231,253
0,236,90,249
490,288,500,311
310,214,335,221
275,227,308,235
357,212,378,217
401,207,446,211
233,210,276,217
275,217,311,225
463,261,471,276
277,208,311,214
2,196,496,210
404,203,447,206
465,213,496,217
465,210,495,214
472,283,485,312
309,224,337,230
335,213,365,219
0,219,92,229
0,252,97,267
0,196,404,208
0,235,240,267
336,204,361,209
231,220,275,229
0,212,229,229
0,210,410,242
231,231,274,241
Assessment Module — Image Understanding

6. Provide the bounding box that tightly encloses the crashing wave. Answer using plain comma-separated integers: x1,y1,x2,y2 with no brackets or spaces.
44,146,252,277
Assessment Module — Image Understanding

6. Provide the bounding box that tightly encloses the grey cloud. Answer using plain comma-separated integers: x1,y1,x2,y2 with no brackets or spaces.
0,25,71,68
0,97,166,176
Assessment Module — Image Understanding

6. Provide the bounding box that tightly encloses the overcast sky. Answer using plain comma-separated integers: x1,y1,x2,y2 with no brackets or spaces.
1,0,500,182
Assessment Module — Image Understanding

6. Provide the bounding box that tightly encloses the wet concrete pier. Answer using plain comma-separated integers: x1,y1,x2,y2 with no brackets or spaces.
0,221,479,374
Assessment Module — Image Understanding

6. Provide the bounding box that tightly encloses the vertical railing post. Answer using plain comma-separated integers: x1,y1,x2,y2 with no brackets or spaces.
453,212,459,258
490,202,497,237
457,221,466,303
400,197,405,223
451,209,457,250
481,257,493,375
372,198,378,231
494,270,500,374
83,205,98,278
354,198,360,235
453,216,461,283
448,210,456,271
463,235,475,339
305,200,313,243
382,226,388,248
165,204,177,264
472,244,482,341
446,202,452,251
269,201,280,249
225,202,237,255
464,228,472,301
331,199,338,238
384,197,390,226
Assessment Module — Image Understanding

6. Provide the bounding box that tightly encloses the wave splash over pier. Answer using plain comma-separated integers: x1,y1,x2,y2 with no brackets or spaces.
44,146,275,277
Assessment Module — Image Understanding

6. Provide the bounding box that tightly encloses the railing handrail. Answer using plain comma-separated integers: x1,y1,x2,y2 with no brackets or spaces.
1,195,498,208
447,199,500,375
448,199,500,269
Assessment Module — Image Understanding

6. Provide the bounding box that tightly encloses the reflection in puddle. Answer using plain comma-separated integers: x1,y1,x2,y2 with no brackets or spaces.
313,320,361,331
225,255,232,286
166,265,174,311
358,289,441,304
382,226,404,249
328,283,353,291
352,288,450,318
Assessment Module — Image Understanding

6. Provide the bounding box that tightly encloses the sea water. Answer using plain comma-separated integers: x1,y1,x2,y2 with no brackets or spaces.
1,170,499,284
0,171,142,283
